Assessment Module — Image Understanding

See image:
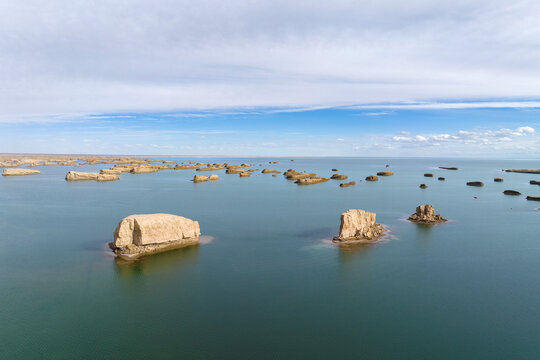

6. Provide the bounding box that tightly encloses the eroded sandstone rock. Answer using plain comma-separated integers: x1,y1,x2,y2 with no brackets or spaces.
376,171,394,176
331,174,348,180
408,205,447,224
110,213,200,259
295,176,330,185
333,209,385,242
365,175,379,181
65,171,119,181
339,181,356,187
2,168,41,176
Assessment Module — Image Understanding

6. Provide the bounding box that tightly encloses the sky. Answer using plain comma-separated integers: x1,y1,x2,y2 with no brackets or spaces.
1,0,540,157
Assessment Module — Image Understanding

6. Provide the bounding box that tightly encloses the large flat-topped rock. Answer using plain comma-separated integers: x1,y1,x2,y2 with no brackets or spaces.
111,213,200,259
2,168,41,176
65,171,119,181
333,209,384,242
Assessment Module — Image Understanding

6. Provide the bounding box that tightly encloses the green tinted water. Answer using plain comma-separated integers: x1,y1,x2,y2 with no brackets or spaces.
1,158,539,359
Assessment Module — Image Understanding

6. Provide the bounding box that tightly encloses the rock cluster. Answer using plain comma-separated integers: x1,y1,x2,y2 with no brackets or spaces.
2,168,41,176
110,213,200,259
408,205,447,224
333,209,385,242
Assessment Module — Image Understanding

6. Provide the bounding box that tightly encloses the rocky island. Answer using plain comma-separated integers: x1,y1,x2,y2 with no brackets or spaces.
333,209,385,243
109,213,201,259
2,168,41,176
408,204,447,224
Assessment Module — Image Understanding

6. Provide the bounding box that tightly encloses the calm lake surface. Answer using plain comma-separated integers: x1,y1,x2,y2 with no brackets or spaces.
1,157,540,359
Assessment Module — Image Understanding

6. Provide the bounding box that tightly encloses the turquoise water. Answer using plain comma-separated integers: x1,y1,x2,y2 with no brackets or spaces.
1,157,540,359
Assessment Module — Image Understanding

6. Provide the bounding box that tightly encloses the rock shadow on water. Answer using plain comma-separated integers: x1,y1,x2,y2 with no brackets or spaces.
113,243,200,277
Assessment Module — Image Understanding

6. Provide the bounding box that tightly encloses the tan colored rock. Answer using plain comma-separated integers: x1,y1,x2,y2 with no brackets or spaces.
295,176,330,185
226,168,244,174
130,166,158,174
262,169,281,174
239,172,251,177
2,168,41,176
110,213,200,259
193,174,219,182
408,205,447,224
365,175,379,181
340,181,356,187
376,171,394,176
100,169,123,175
65,171,119,181
331,174,348,180
333,209,385,242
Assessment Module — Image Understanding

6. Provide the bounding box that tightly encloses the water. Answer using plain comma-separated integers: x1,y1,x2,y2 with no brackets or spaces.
1,157,539,359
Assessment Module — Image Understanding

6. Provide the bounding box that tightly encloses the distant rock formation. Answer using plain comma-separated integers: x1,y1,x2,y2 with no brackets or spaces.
494,178,504,182
261,169,280,174
505,169,540,174
193,174,219,182
340,181,356,187
333,209,385,242
439,167,458,170
376,171,394,176
110,213,200,259
419,184,428,189
424,173,434,177
130,166,159,174
530,180,540,185
365,175,379,181
295,176,330,185
527,196,540,201
467,181,484,187
2,168,41,176
331,174,348,180
239,171,251,177
408,205,447,224
65,171,119,181
438,177,445,181
331,168,338,171
503,190,521,195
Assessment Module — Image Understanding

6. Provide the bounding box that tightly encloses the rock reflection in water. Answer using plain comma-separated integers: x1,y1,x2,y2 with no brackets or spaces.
113,244,200,277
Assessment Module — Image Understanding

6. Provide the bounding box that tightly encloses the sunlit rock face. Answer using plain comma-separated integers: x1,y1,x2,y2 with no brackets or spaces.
111,213,201,259
333,209,384,242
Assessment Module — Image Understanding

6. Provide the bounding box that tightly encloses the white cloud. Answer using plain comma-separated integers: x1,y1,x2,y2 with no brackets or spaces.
2,0,540,118
391,126,536,147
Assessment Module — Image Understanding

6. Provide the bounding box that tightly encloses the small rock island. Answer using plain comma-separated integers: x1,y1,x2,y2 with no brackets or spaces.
408,204,447,224
109,213,201,259
333,209,385,243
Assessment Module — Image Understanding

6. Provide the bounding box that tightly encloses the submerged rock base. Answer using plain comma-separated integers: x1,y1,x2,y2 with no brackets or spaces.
408,205,447,224
333,209,385,243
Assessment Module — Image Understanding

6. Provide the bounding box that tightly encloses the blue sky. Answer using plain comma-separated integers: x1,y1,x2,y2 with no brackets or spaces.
1,1,540,157
1,104,538,157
